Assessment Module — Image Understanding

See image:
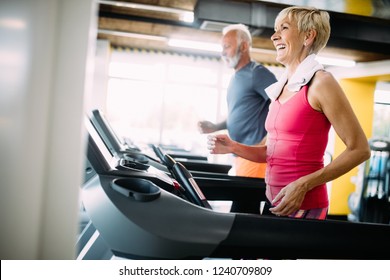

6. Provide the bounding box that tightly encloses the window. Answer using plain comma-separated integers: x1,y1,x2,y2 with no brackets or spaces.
105,47,282,164
106,48,232,161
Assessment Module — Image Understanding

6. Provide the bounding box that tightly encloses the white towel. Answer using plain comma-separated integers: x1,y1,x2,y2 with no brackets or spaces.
265,54,324,100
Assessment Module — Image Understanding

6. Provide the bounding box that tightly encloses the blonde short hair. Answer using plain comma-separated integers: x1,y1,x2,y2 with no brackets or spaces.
275,6,330,54
222,23,252,47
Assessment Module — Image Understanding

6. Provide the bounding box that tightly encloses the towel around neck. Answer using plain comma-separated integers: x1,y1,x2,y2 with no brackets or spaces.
265,54,324,100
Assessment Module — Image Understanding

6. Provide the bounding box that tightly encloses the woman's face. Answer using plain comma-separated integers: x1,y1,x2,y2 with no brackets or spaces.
271,16,306,67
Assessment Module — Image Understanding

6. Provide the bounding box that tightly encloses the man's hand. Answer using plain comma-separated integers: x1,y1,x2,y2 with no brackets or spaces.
198,120,217,134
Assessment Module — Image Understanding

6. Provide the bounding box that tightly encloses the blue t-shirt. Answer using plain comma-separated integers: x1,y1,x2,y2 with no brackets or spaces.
226,61,276,145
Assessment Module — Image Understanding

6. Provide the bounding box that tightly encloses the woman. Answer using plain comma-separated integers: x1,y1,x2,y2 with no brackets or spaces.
207,6,370,219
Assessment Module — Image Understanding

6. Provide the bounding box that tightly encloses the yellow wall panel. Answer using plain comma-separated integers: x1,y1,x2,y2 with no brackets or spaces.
345,0,373,17
329,79,375,215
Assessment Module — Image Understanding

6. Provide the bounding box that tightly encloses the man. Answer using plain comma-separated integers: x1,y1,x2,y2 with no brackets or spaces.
198,23,277,213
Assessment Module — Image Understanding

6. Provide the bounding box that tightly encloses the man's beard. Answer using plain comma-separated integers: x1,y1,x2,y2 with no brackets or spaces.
222,48,241,69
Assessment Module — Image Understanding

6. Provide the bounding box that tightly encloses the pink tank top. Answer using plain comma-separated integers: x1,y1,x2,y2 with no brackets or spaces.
265,85,330,209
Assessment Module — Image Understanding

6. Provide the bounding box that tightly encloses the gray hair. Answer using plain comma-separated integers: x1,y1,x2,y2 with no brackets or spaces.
222,23,252,46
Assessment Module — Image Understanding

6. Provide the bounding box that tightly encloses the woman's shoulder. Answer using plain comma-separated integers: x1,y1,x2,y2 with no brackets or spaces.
311,70,336,87
307,70,341,111
309,70,340,96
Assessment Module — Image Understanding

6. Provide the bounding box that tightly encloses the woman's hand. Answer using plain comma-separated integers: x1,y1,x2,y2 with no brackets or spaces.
269,180,307,216
207,134,234,154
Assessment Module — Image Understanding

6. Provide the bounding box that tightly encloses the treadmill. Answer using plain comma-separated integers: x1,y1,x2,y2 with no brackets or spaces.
81,114,390,260
157,143,209,161
89,109,266,204
90,109,232,174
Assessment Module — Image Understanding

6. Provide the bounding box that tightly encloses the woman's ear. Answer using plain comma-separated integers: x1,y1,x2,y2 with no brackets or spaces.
304,29,317,46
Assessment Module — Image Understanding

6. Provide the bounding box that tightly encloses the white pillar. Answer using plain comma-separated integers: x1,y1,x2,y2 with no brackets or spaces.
0,0,97,259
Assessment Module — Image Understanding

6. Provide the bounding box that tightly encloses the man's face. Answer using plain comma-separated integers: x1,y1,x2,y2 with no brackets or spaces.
221,31,241,69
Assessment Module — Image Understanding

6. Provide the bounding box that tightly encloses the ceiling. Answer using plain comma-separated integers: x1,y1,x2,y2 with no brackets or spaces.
96,0,390,65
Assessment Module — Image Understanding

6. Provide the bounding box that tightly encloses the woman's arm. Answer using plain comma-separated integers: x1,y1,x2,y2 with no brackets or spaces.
207,134,267,163
305,71,370,186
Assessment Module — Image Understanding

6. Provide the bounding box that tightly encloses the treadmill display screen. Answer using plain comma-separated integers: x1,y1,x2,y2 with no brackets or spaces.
85,116,118,171
91,109,124,154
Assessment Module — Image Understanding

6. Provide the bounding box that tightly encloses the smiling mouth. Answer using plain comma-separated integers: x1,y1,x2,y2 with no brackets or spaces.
276,44,286,50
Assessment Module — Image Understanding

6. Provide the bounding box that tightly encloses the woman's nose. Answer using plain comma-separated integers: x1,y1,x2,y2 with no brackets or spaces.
271,32,279,41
